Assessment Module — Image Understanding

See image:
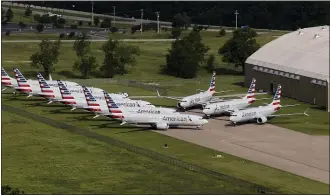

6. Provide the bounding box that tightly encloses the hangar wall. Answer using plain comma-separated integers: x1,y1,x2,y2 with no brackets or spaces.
244,63,328,108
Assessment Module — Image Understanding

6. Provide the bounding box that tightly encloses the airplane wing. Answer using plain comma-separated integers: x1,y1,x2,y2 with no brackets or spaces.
214,92,268,99
268,109,309,117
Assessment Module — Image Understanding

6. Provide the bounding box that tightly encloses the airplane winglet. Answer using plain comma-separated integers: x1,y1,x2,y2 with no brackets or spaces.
156,89,161,97
93,115,100,119
49,74,52,81
120,122,127,126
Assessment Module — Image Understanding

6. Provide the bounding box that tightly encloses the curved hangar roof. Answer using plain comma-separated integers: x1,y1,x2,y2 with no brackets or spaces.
246,25,329,82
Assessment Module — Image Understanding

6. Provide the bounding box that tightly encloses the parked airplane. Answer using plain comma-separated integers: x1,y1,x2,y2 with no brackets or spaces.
98,90,179,119
202,78,268,118
158,71,264,111
106,94,209,130
228,84,309,125
1,67,18,91
9,68,79,97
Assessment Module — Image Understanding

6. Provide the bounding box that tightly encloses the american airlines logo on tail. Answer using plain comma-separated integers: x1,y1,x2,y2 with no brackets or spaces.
246,78,256,104
1,67,11,86
13,68,32,92
82,86,101,111
208,71,216,92
58,80,76,104
37,73,54,98
103,91,123,118
272,85,282,110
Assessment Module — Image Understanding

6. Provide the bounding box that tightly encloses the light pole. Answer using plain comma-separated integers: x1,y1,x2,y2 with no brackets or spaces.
113,6,116,27
91,1,94,26
234,10,239,29
155,11,160,33
140,9,143,34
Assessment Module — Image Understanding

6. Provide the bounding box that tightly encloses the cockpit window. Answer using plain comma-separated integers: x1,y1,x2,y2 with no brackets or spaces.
181,101,187,102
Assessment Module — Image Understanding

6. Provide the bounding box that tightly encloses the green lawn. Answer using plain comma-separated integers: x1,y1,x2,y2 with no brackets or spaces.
2,109,263,194
1,92,329,194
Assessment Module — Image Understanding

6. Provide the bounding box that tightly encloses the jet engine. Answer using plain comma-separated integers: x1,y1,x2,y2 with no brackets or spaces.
156,122,169,130
256,116,267,124
177,103,182,108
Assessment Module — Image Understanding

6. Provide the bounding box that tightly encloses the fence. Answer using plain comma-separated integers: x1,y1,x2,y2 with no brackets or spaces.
2,104,279,194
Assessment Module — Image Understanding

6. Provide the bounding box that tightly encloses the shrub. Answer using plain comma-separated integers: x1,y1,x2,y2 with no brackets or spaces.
78,21,83,26
88,21,92,26
36,23,44,32
18,22,26,29
110,26,118,33
5,30,10,36
68,31,75,38
218,28,226,37
59,33,65,39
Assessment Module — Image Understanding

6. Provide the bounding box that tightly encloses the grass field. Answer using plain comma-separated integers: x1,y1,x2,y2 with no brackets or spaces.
2,109,266,194
1,92,329,194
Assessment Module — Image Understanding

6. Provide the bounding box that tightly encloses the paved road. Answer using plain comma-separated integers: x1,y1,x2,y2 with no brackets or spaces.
2,39,177,43
155,109,330,184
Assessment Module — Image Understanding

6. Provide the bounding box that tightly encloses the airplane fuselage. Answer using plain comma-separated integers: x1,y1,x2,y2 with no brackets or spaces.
178,91,213,109
203,98,253,116
229,105,278,124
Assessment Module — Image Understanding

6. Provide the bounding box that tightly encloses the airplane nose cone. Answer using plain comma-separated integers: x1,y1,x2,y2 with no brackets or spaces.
229,116,235,121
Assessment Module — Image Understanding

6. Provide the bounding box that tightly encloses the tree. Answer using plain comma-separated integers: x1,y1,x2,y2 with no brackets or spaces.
30,39,61,78
5,8,13,22
73,56,98,78
58,17,66,25
100,18,111,28
218,27,260,74
217,28,226,37
171,27,182,39
172,13,191,29
24,6,32,16
33,14,41,22
36,23,44,32
2,185,25,195
101,39,140,78
206,54,215,72
164,26,209,78
73,32,91,57
94,17,100,27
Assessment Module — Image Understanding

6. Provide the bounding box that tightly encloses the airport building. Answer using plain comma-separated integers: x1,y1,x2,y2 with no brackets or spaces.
244,25,329,112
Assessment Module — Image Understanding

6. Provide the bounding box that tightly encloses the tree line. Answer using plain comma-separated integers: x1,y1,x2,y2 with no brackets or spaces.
25,1,330,30
29,25,257,80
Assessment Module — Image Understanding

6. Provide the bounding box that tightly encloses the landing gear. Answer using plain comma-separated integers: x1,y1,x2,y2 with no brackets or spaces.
196,126,201,130
203,114,210,119
150,124,156,129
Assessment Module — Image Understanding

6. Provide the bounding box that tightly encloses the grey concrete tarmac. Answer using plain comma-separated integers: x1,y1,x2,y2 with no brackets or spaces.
155,109,329,184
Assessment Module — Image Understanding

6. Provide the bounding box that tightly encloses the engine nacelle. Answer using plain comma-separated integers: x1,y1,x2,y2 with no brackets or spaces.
256,116,267,124
156,122,169,130
177,103,182,108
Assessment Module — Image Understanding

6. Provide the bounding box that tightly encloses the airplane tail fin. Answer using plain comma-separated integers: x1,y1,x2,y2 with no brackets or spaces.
103,90,124,119
82,86,101,112
57,80,76,104
269,84,282,110
13,68,32,92
207,71,216,93
1,67,12,86
243,78,256,103
37,73,55,98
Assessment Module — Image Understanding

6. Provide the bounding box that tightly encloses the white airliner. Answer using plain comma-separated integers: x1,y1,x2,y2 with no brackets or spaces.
202,78,268,118
96,90,179,119
229,84,309,125
81,86,158,116
106,94,209,130
3,68,79,97
159,71,265,110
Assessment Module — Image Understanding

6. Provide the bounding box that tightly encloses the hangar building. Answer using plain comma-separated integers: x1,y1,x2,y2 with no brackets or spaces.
245,26,329,112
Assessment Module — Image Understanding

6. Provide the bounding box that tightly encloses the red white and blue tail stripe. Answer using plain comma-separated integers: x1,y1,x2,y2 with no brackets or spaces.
37,73,55,98
13,68,32,93
58,80,76,104
207,71,216,93
244,78,256,104
271,84,282,110
83,86,101,112
1,67,12,86
103,91,124,119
